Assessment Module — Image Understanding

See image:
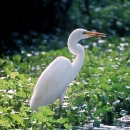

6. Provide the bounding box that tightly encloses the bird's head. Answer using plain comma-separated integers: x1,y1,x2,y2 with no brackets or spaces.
68,28,106,42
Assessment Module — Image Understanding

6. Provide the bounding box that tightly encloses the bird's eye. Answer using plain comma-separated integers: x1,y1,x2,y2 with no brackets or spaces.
82,31,87,35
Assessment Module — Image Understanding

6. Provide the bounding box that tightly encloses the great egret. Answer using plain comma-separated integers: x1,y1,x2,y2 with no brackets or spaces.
30,29,106,111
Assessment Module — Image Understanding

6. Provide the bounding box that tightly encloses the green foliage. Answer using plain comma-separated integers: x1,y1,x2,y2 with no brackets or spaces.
69,1,130,36
0,37,130,129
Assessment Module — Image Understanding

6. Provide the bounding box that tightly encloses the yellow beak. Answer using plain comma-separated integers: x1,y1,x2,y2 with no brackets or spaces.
86,31,106,37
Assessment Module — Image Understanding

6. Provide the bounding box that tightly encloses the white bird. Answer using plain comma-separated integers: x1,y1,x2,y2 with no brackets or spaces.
30,29,106,111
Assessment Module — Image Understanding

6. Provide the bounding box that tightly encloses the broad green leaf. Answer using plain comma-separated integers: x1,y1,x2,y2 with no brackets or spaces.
98,101,103,107
12,55,21,63
10,72,19,79
11,114,24,126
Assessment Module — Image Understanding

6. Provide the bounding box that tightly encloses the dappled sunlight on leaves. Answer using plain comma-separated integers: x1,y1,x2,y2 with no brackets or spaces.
0,36,130,129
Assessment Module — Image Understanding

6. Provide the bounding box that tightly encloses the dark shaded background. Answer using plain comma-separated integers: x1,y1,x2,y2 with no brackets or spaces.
0,0,130,56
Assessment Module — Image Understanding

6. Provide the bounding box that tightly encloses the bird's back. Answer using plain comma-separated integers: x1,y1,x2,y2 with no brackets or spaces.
30,56,73,111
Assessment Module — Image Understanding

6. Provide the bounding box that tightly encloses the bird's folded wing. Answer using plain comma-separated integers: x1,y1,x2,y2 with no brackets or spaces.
32,57,72,100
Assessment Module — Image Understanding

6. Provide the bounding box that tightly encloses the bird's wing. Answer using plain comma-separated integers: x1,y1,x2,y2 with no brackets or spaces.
31,56,72,104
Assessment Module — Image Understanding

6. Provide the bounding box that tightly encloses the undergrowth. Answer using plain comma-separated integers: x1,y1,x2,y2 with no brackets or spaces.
0,37,130,129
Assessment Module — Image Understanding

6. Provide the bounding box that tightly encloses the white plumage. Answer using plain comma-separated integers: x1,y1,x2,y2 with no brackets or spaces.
30,29,106,111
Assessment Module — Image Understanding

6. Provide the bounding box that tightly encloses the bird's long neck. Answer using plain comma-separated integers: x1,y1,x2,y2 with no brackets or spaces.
68,38,85,79
72,47,85,78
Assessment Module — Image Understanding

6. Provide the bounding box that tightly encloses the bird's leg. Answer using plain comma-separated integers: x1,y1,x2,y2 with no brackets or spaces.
59,91,66,110
52,103,54,111
59,91,66,117
59,105,62,111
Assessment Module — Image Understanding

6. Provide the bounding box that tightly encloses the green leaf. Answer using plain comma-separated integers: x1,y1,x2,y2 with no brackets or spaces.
98,101,103,107
0,118,9,127
38,106,55,115
12,55,21,63
16,91,26,98
10,72,19,79
11,114,24,126
64,123,72,129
